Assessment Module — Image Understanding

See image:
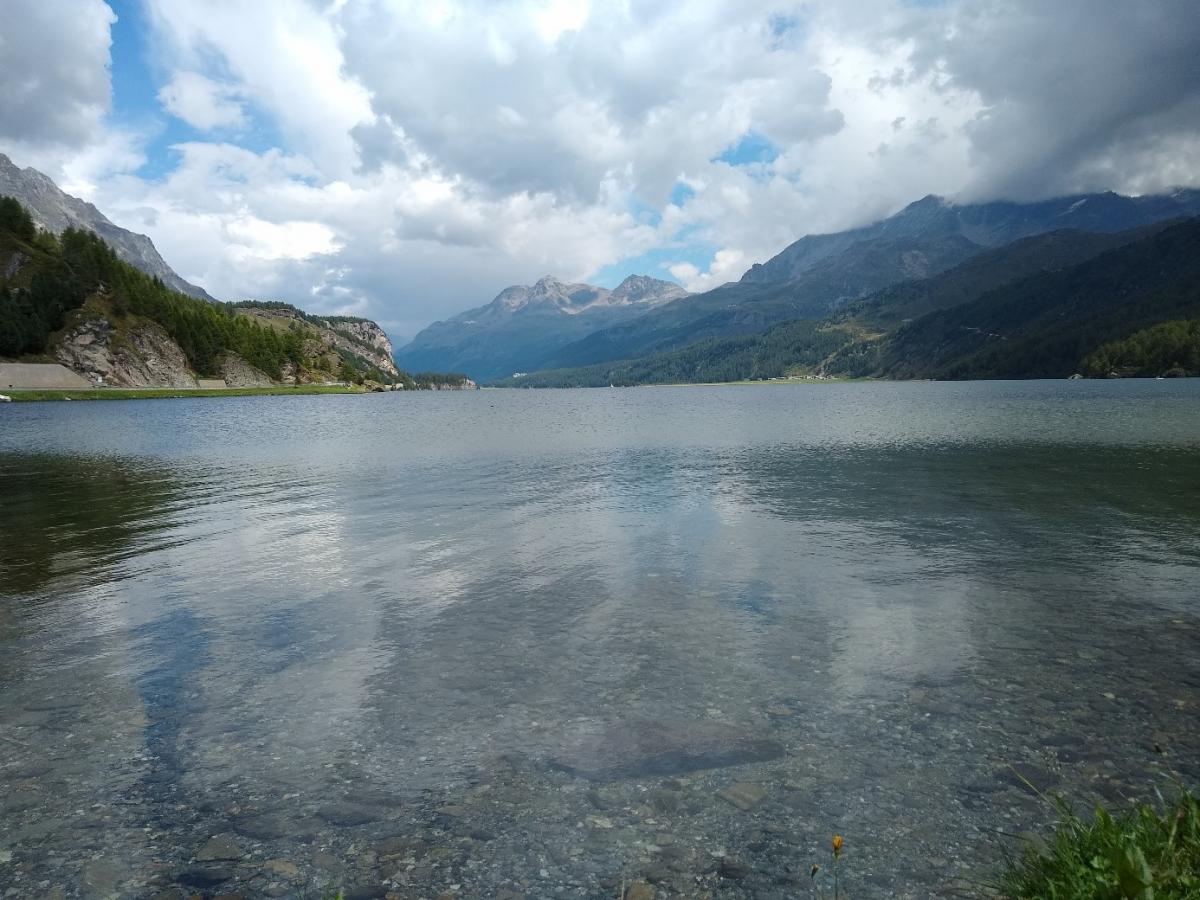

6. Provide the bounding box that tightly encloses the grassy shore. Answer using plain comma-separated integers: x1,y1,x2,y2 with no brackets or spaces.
2,385,367,402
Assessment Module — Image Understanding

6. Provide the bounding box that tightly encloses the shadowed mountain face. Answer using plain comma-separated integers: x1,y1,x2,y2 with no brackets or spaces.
496,218,1197,388
540,233,983,371
395,274,688,380
856,215,1200,380
740,190,1200,284
532,190,1200,374
0,152,213,301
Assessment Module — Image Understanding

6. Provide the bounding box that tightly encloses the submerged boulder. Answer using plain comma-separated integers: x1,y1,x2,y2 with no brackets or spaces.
550,719,784,782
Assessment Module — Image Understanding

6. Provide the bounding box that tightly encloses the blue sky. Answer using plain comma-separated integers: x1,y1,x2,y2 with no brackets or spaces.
107,0,284,178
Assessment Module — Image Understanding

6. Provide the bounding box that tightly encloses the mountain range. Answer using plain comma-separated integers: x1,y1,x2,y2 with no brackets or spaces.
395,273,688,380
5,147,1199,389
0,152,213,301
506,218,1200,386
399,188,1200,383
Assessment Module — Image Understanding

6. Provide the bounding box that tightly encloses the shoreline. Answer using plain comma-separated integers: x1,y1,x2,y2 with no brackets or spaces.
1,385,367,402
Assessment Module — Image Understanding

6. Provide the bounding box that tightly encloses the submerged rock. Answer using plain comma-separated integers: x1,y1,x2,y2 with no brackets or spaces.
195,834,245,862
176,865,234,887
716,782,768,811
317,802,382,826
550,719,784,782
80,858,127,898
262,859,301,880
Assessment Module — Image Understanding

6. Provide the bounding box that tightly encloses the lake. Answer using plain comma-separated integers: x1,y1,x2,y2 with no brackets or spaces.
1,380,1199,899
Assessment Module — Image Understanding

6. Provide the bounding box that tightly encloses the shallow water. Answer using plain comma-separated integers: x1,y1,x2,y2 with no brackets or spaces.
1,380,1199,899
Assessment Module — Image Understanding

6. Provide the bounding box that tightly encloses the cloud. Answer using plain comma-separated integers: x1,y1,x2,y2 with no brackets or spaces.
670,248,748,294
158,72,247,131
144,0,373,172
0,0,115,148
3,0,1200,343
337,1,843,203
905,0,1200,201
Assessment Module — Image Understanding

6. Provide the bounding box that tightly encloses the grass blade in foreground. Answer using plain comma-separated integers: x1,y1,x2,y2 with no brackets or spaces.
999,791,1199,898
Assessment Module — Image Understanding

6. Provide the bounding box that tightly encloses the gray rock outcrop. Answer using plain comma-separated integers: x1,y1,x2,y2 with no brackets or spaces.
3,250,29,280
218,353,273,387
327,319,398,376
54,318,198,388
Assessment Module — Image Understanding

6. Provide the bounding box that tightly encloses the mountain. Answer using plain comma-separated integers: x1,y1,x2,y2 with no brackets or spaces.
741,190,1200,283
0,151,214,301
394,273,687,380
0,196,423,389
840,216,1200,380
498,218,1194,387
540,233,982,371
535,189,1200,374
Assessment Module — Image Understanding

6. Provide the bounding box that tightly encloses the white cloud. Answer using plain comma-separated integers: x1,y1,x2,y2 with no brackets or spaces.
670,248,749,293
144,0,373,171
158,72,247,131
3,0,1199,343
0,0,114,148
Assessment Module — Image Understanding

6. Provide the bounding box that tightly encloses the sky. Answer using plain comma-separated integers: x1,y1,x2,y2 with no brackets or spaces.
1,1,1198,342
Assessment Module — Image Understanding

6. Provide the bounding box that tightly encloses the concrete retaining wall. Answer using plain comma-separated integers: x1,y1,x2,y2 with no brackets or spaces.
0,363,91,389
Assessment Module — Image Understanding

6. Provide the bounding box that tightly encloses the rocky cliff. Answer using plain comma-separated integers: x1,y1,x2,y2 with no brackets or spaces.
326,318,399,376
233,306,399,377
54,317,199,388
0,152,214,301
46,297,401,389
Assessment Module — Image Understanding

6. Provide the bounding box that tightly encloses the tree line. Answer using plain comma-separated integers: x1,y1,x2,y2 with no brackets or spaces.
1080,319,1200,378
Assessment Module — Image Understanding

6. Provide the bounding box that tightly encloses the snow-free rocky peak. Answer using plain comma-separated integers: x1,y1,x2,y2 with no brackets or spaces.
608,274,690,306
395,273,691,380
486,274,686,317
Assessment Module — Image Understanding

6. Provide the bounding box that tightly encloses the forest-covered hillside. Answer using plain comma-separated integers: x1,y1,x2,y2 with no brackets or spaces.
0,196,472,389
497,217,1200,386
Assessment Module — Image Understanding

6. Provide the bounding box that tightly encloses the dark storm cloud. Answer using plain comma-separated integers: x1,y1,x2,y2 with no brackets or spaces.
907,0,1200,198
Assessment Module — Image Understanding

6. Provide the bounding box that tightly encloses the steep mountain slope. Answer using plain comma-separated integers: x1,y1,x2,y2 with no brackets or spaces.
741,190,1200,284
0,151,213,301
541,233,982,369
837,222,1175,330
500,319,859,388
233,302,399,377
0,197,407,388
533,189,1200,374
395,274,687,380
843,216,1200,380
499,220,1190,387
